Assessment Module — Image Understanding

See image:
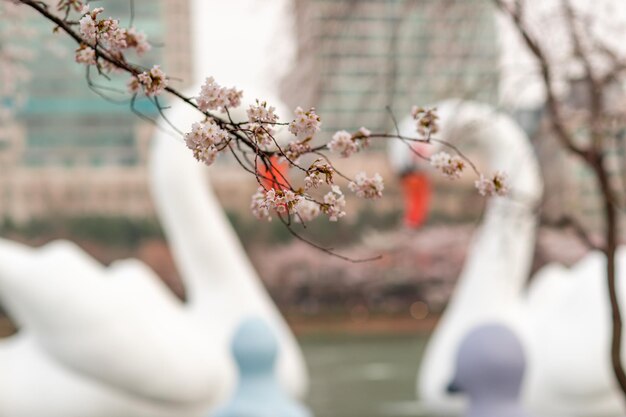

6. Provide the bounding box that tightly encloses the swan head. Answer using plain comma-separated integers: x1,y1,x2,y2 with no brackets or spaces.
449,323,527,402
392,99,544,207
232,316,278,376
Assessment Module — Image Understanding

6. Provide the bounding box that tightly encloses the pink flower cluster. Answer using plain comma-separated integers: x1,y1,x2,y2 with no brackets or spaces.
184,120,228,166
128,65,168,97
247,100,279,147
430,151,466,179
77,5,150,56
281,139,311,164
322,186,347,222
196,77,242,113
250,187,302,222
348,172,384,199
295,199,321,223
411,106,439,137
74,3,153,89
475,172,509,197
288,107,321,140
304,160,334,190
327,127,371,158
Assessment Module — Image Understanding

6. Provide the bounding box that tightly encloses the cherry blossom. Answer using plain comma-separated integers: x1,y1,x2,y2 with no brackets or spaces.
430,151,466,179
124,27,151,56
74,44,95,65
304,160,334,190
327,130,358,158
196,76,242,113
251,188,272,221
411,106,439,136
288,106,321,140
322,186,346,222
250,187,303,221
295,199,321,223
280,139,311,164
247,100,279,147
5,0,512,241
348,172,384,199
475,171,509,197
128,65,168,97
184,120,228,166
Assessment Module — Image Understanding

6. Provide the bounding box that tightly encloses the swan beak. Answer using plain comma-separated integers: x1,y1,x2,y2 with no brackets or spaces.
447,379,462,394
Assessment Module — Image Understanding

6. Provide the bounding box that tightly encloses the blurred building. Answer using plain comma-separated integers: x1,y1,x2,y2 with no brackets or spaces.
284,0,499,134
282,0,497,221
0,0,498,225
0,0,195,223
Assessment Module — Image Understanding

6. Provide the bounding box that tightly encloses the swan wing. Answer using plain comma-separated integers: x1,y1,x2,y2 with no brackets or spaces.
0,333,212,417
0,239,224,404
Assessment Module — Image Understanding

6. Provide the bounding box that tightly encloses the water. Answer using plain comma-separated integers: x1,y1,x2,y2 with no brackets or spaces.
300,333,431,417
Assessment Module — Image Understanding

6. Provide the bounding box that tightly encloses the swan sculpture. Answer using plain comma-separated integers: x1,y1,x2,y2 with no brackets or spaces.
0,242,226,417
414,99,541,415
0,91,306,417
0,0,307,415
415,99,626,417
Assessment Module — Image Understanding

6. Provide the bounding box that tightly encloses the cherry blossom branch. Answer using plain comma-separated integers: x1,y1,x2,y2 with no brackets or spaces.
12,0,508,262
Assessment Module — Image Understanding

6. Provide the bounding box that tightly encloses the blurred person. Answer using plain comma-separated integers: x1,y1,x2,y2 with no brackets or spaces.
388,138,432,229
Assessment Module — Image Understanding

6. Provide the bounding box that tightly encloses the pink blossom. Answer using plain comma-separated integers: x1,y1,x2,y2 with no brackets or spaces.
348,172,384,199
322,185,346,221
251,188,272,221
184,120,228,166
74,44,95,65
124,27,151,56
430,151,465,179
288,106,321,140
128,65,168,96
250,187,303,221
247,100,279,146
411,105,439,136
327,130,358,158
304,160,334,189
281,140,311,164
475,171,509,197
295,199,321,223
196,77,242,113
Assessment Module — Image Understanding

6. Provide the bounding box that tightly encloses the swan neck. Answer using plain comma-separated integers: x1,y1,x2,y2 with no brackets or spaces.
149,131,259,310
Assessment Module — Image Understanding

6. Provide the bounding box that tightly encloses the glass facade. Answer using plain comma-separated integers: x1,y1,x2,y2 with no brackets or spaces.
297,0,499,134
14,0,164,168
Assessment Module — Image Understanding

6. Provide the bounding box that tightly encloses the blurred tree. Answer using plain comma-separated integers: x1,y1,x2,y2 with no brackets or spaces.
494,0,626,401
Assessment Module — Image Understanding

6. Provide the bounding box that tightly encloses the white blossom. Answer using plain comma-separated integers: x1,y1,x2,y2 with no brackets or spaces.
322,185,346,222
304,160,334,189
250,187,303,221
327,130,358,158
475,171,509,197
99,18,126,51
247,100,279,146
281,140,311,164
79,13,97,42
411,105,439,136
353,126,372,148
295,199,321,223
247,100,278,125
288,106,321,140
430,151,465,179
74,44,95,65
251,188,272,221
348,172,384,199
197,77,242,113
124,27,151,55
184,120,228,166
357,126,371,137
128,65,168,96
